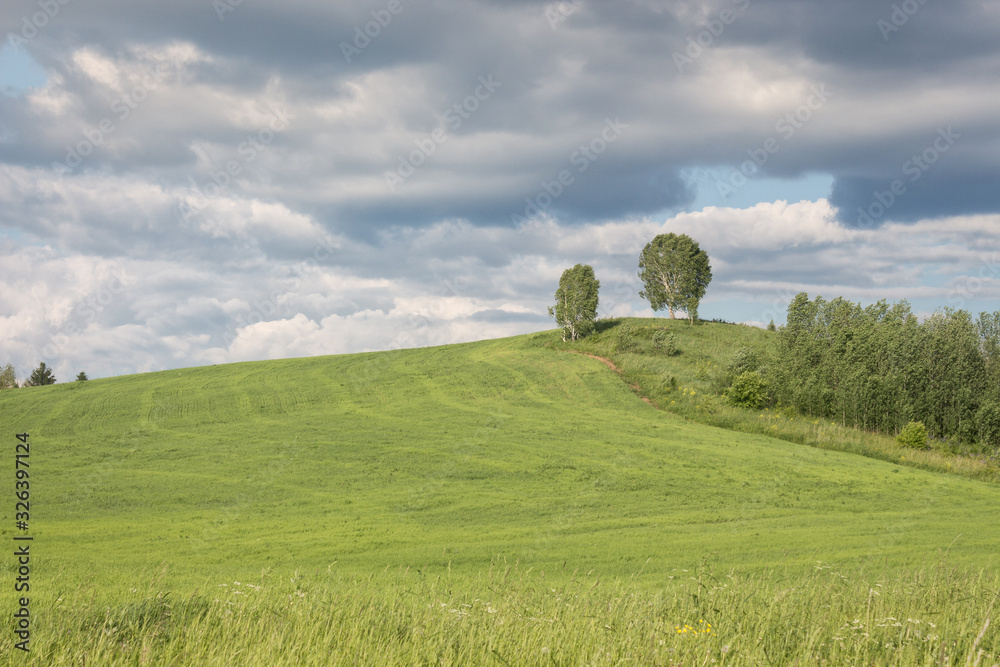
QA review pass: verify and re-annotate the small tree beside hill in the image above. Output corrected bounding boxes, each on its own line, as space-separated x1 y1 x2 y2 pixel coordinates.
897 421 927 449
727 371 770 409
652 330 678 356
549 264 600 342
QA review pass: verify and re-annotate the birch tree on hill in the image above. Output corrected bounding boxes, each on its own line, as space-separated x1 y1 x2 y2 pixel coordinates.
549 264 600 342
638 233 712 324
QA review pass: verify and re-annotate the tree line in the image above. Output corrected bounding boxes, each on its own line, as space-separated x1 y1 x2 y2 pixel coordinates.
769 294 1000 447
0 362 88 389
714 294 1000 450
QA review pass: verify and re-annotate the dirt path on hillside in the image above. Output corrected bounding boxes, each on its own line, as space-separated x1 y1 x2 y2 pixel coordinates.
570 351 658 409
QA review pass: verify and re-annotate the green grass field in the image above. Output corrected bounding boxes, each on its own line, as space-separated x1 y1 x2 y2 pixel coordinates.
2 323 998 664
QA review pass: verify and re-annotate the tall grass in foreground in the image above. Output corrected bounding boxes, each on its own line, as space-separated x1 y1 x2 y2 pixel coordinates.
5 561 997 666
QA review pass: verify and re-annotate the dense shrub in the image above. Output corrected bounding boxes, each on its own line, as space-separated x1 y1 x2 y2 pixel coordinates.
727 371 769 409
652 330 678 356
614 323 640 353
713 346 764 395
728 346 760 376
897 421 928 449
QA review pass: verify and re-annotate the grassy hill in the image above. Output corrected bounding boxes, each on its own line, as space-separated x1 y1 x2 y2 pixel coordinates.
1 323 998 664
557 318 1000 482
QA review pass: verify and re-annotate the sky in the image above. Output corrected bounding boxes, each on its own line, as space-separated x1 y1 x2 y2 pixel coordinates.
1 0 999 381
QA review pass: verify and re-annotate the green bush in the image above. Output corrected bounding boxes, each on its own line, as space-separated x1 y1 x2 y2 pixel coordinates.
897 421 928 449
613 323 636 352
712 346 763 395
652 330 678 356
727 371 769 409
728 346 760 375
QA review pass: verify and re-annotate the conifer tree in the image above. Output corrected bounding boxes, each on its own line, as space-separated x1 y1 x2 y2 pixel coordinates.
24 362 56 386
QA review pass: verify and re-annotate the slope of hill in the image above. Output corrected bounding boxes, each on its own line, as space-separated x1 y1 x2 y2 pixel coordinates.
556 317 1000 482
1 327 998 664
2 328 998 590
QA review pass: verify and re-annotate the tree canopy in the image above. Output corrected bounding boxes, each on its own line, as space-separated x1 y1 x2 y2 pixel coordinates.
24 361 56 387
0 363 17 389
638 233 712 324
549 264 600 341
770 293 1000 446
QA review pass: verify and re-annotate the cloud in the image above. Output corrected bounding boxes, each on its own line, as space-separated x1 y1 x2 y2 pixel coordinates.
0 0 996 239
2 197 998 380
2 0 999 379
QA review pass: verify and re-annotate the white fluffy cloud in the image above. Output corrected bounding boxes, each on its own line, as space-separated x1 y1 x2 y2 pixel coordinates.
2 1 1000 380
2 197 998 380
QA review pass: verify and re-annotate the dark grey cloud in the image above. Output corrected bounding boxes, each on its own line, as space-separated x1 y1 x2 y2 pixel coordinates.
832 166 1000 229
3 0 998 238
